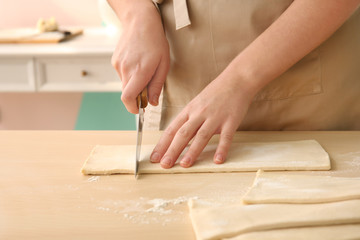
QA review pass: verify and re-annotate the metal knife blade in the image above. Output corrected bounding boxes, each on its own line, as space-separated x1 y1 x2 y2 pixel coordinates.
135 92 145 179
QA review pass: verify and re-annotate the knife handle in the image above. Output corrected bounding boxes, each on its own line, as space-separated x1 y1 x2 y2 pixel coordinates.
137 88 148 109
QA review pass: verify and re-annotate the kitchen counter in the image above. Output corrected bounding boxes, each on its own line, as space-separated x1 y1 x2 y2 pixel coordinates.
0 28 121 92
1 131 359 239
0 28 117 56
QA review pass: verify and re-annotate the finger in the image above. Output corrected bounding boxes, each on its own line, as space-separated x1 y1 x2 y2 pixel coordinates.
111 53 135 103
160 117 203 169
214 123 236 164
121 68 153 114
147 56 170 106
180 120 217 168
120 58 144 92
150 113 189 163
111 52 126 89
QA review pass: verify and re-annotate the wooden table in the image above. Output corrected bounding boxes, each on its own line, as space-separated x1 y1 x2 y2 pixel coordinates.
1 131 359 239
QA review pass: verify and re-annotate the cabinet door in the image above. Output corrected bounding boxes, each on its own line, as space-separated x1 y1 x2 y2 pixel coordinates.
0 58 36 92
36 56 122 92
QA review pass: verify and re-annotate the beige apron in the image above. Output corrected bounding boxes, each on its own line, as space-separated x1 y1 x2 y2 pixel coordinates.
146 0 360 131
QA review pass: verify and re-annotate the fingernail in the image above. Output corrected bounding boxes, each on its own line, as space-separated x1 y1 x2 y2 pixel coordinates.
152 95 159 106
150 152 160 163
161 156 172 168
214 154 223 164
180 156 192 167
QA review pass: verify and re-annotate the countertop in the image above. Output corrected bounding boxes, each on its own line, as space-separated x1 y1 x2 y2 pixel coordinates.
0 28 118 56
1 131 359 239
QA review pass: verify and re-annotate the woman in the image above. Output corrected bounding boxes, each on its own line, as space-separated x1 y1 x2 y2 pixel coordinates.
108 0 360 169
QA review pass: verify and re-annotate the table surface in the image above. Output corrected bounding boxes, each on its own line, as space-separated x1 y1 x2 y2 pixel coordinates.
1 131 359 239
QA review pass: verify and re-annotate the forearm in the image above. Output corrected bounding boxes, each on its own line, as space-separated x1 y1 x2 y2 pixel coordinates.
228 0 360 96
106 0 160 27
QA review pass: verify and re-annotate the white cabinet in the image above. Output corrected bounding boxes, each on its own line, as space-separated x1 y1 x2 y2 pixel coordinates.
36 56 121 92
0 28 121 92
0 57 36 91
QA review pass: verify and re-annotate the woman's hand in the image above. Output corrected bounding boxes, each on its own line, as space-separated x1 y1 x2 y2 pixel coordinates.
147 0 360 168
110 0 170 113
150 68 257 168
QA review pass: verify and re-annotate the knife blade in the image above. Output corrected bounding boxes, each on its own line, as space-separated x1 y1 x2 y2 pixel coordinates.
135 89 147 179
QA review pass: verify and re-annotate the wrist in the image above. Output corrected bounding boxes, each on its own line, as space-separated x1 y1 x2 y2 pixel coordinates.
224 53 276 100
108 0 160 28
220 62 261 102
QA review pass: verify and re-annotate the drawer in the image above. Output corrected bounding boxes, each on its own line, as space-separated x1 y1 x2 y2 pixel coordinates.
0 58 36 92
36 56 122 92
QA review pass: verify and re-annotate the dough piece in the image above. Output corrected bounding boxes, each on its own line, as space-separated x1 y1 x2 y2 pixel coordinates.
242 170 360 204
224 224 360 240
81 140 330 175
188 199 360 240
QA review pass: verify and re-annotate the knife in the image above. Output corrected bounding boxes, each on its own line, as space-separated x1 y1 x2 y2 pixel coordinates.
135 88 148 179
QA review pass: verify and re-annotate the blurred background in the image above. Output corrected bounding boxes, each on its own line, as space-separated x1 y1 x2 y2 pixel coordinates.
0 0 136 130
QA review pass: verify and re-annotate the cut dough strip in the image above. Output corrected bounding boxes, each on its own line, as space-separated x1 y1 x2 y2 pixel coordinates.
81 140 330 175
242 170 360 204
188 199 360 240
224 224 360 240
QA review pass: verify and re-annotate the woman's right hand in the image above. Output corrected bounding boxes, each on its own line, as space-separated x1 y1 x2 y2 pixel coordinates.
109 0 170 113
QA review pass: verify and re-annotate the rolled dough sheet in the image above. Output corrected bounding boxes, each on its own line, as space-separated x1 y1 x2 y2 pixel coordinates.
188 199 360 240
242 170 360 204
224 224 360 240
81 140 330 175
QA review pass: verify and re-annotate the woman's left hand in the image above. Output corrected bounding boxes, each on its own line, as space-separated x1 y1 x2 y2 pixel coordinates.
148 0 360 169
149 68 257 168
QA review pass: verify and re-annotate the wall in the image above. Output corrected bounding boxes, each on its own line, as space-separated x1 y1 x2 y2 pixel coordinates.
0 93 82 130
0 0 102 28
0 0 103 130
0 93 136 130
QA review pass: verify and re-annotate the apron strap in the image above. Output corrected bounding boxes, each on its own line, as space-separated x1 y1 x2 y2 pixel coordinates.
173 0 191 29
153 0 191 30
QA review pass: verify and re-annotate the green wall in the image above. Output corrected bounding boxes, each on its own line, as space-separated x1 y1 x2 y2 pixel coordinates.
75 92 135 130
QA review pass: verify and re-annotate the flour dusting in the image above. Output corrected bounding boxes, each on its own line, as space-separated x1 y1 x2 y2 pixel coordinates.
94 196 199 225
332 151 360 175
146 199 173 214
145 196 197 215
87 176 100 182
97 206 110 211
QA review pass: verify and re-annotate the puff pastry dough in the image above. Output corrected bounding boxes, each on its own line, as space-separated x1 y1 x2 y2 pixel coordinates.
81 140 330 175
188 199 360 240
243 170 360 204
224 224 360 240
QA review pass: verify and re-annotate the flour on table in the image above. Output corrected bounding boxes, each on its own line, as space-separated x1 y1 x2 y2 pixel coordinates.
87 176 100 182
145 196 198 215
95 196 199 226
97 206 110 211
146 199 173 214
